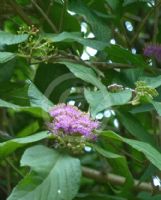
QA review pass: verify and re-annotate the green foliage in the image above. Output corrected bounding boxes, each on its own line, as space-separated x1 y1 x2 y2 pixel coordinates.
0 0 161 199
8 145 81 200
0 131 48 159
0 31 28 45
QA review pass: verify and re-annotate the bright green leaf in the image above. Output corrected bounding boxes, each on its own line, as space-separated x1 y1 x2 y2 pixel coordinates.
139 75 161 88
0 131 48 159
60 61 106 90
8 145 81 200
0 31 28 45
84 89 132 116
0 52 15 63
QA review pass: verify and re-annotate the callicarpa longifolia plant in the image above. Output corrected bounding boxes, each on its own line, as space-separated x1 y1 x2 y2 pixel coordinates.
1 0 161 200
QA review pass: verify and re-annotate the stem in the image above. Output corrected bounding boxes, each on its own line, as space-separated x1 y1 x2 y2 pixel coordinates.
130 0 161 45
8 0 33 25
31 0 58 33
41 0 54 25
59 0 67 32
82 166 159 193
153 0 160 43
6 158 24 178
6 164 11 195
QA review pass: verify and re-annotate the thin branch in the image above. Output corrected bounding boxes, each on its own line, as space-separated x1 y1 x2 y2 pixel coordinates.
31 0 58 33
8 0 33 25
89 61 134 69
59 0 67 32
124 13 142 22
130 0 161 45
82 166 160 193
6 158 24 178
41 0 54 25
153 0 160 43
6 164 11 195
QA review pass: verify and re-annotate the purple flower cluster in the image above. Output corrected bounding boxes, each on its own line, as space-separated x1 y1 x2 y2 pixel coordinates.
144 44 161 62
48 104 99 139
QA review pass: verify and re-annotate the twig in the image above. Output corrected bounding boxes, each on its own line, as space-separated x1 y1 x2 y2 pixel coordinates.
6 158 24 178
59 0 67 32
153 0 160 43
41 0 54 25
82 166 159 193
130 0 161 45
8 0 33 25
6 164 11 195
31 0 58 33
89 61 134 69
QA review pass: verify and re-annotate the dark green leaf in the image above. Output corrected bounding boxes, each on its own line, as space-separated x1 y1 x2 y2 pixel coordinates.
106 45 147 68
68 0 111 42
45 32 107 50
28 81 53 112
117 112 155 145
101 131 161 172
94 145 133 190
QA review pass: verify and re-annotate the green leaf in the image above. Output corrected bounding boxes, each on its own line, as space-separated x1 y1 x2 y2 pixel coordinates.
139 75 161 88
84 89 132 116
94 145 133 190
68 0 111 42
130 104 153 114
106 45 147 68
28 81 54 112
101 131 161 172
123 0 151 6
0 131 48 159
45 32 107 50
0 98 19 109
60 61 106 90
117 112 155 145
34 63 76 104
138 192 161 200
8 145 81 200
17 121 40 137
152 101 161 116
76 193 127 200
0 31 28 45
0 59 15 82
0 52 16 63
0 98 49 118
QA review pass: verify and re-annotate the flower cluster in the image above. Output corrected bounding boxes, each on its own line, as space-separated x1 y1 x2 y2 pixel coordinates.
48 104 99 140
144 44 161 62
18 25 55 64
131 81 158 105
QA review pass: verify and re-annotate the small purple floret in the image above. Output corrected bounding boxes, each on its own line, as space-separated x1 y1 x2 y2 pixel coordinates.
144 44 161 62
48 104 99 139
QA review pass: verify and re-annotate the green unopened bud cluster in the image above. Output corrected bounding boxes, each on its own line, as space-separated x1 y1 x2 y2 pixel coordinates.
17 25 39 35
131 81 158 105
52 134 88 154
17 25 55 63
